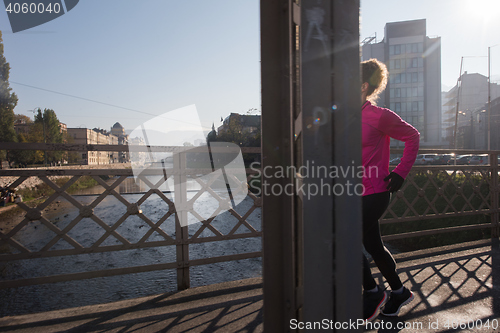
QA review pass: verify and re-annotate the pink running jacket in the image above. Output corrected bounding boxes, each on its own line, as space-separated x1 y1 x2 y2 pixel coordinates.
362 101 420 196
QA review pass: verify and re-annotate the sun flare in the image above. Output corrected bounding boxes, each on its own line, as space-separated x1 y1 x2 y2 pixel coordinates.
462 0 500 21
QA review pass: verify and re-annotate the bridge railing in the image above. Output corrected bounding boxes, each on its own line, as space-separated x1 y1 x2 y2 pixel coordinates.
381 149 499 242
0 144 499 292
0 143 261 291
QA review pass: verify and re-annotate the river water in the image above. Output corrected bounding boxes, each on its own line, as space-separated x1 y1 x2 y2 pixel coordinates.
0 177 262 317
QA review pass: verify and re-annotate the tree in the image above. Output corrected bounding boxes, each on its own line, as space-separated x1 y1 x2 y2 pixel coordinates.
213 114 261 167
217 115 245 146
32 108 64 164
0 31 19 165
14 114 32 125
10 132 34 166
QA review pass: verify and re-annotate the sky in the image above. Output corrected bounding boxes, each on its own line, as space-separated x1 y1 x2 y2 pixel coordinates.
1 0 500 133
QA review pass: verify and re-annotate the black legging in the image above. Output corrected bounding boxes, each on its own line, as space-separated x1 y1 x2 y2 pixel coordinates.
362 191 403 291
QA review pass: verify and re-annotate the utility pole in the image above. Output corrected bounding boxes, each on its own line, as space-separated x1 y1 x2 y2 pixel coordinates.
488 45 499 150
453 57 464 151
470 112 474 149
42 109 47 168
488 46 491 151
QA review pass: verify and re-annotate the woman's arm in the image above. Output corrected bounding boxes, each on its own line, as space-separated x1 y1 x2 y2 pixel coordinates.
379 110 420 179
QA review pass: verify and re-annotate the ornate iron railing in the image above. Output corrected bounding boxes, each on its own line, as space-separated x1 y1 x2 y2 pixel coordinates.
0 144 261 291
0 144 499 292
381 150 499 241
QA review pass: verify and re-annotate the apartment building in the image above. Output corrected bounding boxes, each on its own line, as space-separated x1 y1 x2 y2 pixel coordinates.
362 19 442 147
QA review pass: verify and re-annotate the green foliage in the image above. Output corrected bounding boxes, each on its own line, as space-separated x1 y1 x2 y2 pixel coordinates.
210 114 261 166
382 170 494 251
33 108 64 164
9 132 34 166
13 176 98 202
0 31 19 163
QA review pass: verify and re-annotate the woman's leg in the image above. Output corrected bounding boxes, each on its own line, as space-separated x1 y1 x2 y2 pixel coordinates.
362 191 403 291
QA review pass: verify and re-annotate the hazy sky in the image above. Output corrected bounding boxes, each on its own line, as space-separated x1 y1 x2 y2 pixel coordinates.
1 0 499 132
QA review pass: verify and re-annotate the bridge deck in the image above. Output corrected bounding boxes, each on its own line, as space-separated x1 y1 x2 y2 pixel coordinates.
0 239 499 332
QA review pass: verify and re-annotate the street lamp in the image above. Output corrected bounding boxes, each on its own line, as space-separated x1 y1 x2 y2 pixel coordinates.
459 110 474 149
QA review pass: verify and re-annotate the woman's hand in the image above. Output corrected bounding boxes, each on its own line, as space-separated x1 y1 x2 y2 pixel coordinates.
384 172 404 193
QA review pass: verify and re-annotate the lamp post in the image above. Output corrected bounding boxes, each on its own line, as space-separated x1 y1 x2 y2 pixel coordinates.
458 110 474 149
453 57 464 151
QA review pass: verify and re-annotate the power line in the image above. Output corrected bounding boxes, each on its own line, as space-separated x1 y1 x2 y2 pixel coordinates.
11 81 212 130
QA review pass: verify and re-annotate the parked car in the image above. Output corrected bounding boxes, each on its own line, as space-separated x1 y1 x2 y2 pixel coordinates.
414 154 438 165
469 154 489 165
389 157 401 165
430 154 454 165
448 154 473 165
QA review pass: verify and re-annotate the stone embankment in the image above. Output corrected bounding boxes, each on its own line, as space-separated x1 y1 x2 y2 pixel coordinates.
0 163 131 190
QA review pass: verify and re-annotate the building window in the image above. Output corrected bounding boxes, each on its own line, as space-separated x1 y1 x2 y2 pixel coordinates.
395 44 401 55
412 43 418 53
418 58 424 67
412 73 418 83
418 86 424 97
419 101 424 111
412 101 419 111
395 59 401 69
395 88 401 97
395 74 401 83
412 58 418 68
390 45 394 55
395 102 401 112
418 72 424 82
412 87 418 97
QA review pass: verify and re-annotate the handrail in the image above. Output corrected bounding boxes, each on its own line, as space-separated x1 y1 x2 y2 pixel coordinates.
1 146 499 294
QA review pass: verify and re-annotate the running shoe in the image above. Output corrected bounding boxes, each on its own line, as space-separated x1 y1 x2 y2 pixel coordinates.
363 288 387 322
381 287 414 316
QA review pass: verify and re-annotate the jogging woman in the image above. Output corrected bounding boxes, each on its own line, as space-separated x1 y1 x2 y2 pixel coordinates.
361 59 420 321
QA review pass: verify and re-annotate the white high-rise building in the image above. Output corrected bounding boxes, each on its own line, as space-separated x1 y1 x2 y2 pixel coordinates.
362 19 442 147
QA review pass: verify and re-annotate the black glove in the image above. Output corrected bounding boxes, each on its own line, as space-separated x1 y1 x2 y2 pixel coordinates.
383 172 404 193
